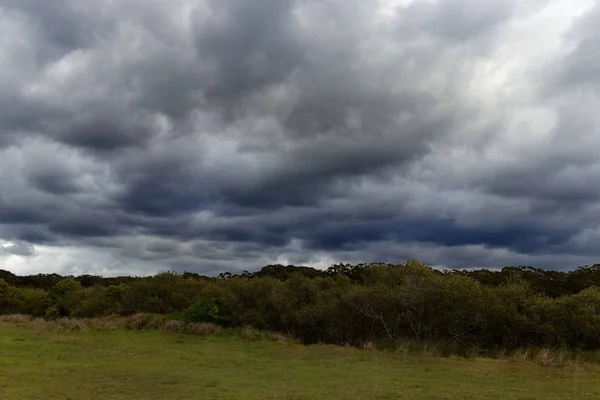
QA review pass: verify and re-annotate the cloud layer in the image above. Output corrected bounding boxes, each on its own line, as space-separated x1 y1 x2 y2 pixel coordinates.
1 0 599 276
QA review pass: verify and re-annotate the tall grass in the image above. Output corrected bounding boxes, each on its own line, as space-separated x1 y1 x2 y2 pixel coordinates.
0 314 292 343
362 337 600 367
1 313 598 367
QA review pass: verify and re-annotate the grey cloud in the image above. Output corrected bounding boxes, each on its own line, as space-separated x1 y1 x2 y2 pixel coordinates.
192 0 302 108
0 0 598 276
470 2 600 211
1 240 36 256
397 0 515 43
551 3 600 92
1 0 106 53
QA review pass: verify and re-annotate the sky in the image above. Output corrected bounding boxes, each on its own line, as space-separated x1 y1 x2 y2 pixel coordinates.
1 0 600 277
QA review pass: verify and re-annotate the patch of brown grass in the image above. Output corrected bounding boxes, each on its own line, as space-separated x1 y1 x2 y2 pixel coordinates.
394 341 411 356
535 348 571 367
268 332 296 344
145 314 166 329
509 348 531 363
507 347 574 367
55 317 88 332
0 314 34 323
421 342 441 357
162 319 184 333
237 325 265 341
362 341 376 351
127 313 150 329
29 317 52 328
185 322 220 335
86 316 126 328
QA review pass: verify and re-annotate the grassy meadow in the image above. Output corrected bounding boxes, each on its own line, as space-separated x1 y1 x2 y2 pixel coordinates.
1 318 599 399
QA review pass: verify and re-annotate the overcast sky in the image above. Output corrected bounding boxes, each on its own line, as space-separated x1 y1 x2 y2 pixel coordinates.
1 0 599 276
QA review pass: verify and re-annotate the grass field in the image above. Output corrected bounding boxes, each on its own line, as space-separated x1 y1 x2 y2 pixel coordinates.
1 320 599 399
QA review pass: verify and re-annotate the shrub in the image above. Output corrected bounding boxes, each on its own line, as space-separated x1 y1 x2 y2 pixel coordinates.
45 306 61 320
181 299 219 323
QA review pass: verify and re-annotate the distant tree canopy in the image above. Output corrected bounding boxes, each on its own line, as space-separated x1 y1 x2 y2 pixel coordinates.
2 260 600 352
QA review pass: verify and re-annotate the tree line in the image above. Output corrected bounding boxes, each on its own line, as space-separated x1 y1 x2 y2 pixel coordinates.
2 260 600 352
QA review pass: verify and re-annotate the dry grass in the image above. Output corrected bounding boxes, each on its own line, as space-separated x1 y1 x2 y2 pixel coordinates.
85 316 126 328
146 314 166 329
362 341 376 351
365 338 597 367
393 341 411 356
161 319 184 333
237 325 265 341
0 314 34 323
510 347 531 363
509 347 573 368
535 348 568 367
127 313 150 329
58 317 88 331
0 313 222 338
185 322 221 335
268 332 294 343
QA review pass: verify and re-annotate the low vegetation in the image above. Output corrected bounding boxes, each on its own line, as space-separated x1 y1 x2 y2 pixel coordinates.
2 260 600 358
1 317 600 400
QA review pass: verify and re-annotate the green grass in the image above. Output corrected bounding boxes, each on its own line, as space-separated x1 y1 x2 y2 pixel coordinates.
1 321 599 399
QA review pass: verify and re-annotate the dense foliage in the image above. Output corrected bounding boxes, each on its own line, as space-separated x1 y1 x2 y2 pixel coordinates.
2 260 600 351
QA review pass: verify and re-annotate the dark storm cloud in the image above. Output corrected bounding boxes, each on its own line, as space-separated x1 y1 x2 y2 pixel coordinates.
481 161 600 206
59 113 154 151
47 211 121 238
302 218 570 253
25 155 85 195
28 172 80 195
1 0 599 275
192 0 303 108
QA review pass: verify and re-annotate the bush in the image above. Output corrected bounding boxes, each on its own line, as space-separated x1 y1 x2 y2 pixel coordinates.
45 306 61 320
181 299 219 323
